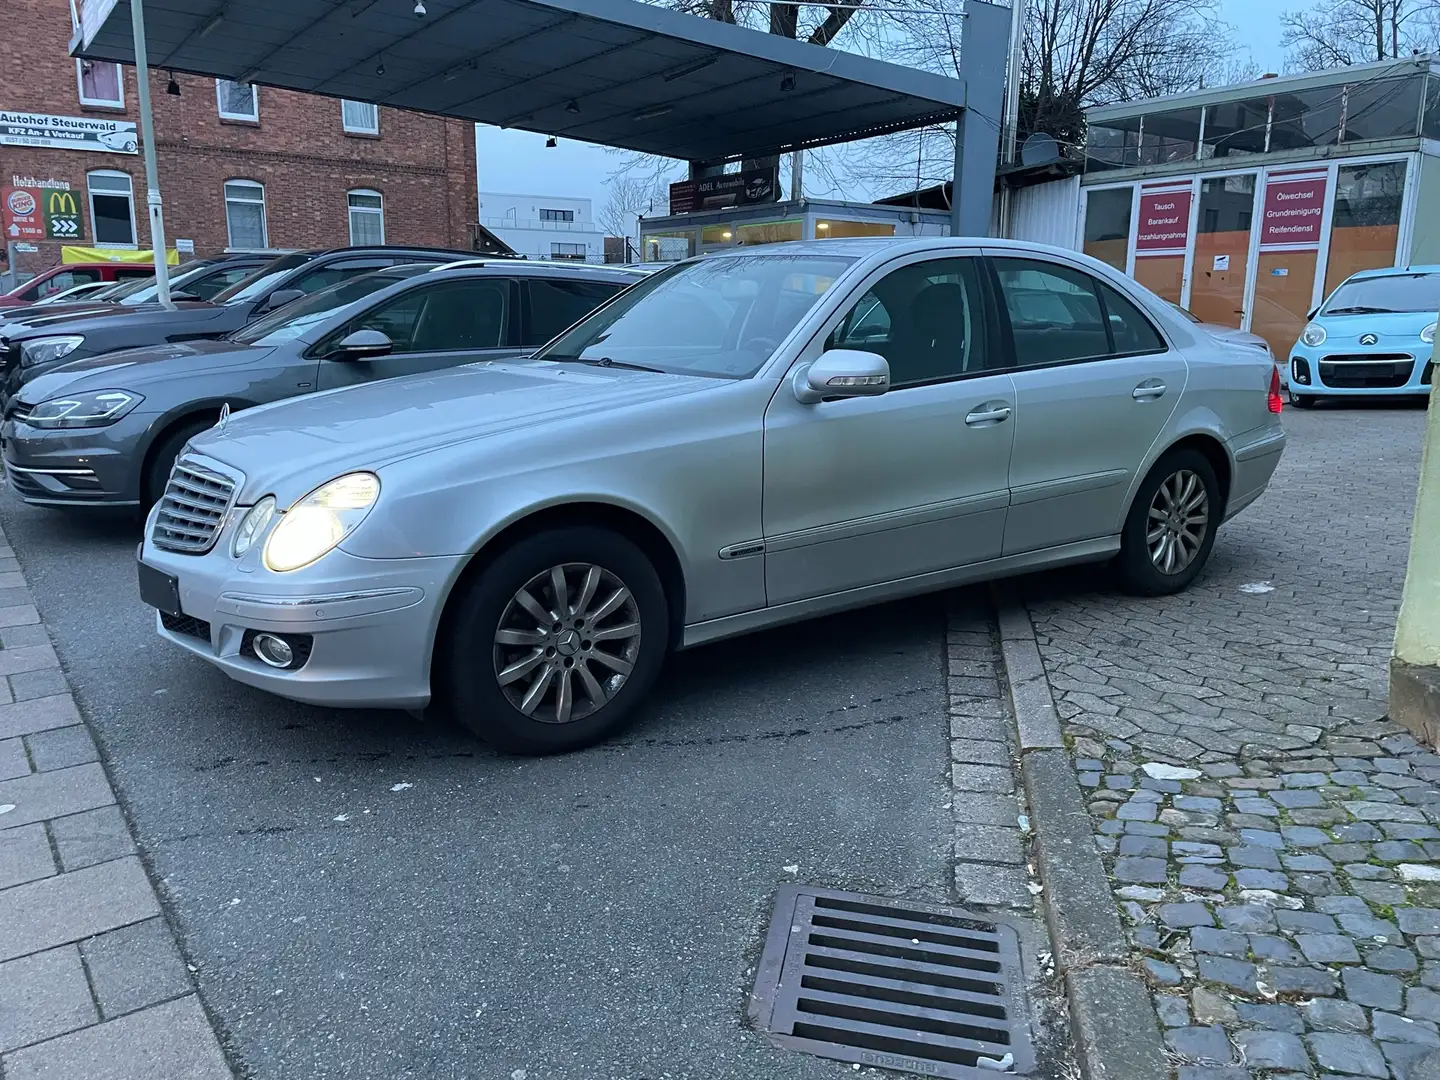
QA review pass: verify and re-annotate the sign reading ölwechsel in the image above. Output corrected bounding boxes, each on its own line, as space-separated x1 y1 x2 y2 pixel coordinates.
0 111 137 154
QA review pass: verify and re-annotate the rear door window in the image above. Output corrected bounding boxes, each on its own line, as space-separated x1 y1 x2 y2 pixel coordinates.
993 258 1111 366
524 279 622 345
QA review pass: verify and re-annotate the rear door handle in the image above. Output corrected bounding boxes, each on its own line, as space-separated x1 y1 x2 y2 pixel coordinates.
1132 380 1167 400
965 402 1012 425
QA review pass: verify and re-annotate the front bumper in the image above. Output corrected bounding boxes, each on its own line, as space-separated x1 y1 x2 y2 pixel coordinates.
0 413 147 506
1288 345 1434 396
140 505 467 709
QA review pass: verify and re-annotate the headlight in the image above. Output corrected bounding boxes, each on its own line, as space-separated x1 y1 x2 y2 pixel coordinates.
231 496 277 558
19 335 84 367
263 473 380 572
1300 323 1327 347
1423 323 1436 345
26 389 142 429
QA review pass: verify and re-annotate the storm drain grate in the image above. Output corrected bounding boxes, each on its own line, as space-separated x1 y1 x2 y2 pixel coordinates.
749 886 1034 1077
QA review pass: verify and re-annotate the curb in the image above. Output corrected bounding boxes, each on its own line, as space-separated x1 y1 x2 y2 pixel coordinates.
991 583 1168 1080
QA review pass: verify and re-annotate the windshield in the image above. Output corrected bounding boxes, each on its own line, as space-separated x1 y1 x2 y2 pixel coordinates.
112 262 221 306
537 253 855 378
213 253 310 305
229 268 429 347
1322 272 1440 315
1169 301 1202 323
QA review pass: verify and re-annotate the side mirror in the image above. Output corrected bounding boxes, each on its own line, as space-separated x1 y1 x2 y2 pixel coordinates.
793 348 890 404
261 288 305 313
328 329 393 360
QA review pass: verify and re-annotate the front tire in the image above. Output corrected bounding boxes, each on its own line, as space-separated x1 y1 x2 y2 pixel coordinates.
142 420 214 510
1290 393 1316 408
443 527 669 753
1116 449 1220 596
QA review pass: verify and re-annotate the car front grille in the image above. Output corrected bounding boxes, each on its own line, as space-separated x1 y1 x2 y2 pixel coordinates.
1318 354 1414 389
152 458 236 554
5 399 33 422
160 611 212 643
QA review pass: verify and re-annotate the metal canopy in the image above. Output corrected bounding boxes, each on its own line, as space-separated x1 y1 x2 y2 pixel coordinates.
72 0 981 165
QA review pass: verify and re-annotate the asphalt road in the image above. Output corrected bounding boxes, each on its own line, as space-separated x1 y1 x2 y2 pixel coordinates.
0 499 956 1080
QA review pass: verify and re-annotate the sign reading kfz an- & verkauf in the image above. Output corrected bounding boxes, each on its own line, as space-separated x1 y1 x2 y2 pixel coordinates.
0 111 137 154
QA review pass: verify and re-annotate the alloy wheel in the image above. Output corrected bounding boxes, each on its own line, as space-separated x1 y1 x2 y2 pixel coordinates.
1146 469 1209 575
492 562 642 725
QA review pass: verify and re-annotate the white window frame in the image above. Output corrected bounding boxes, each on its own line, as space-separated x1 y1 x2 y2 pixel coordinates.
348 189 385 245
540 208 576 223
341 100 379 135
215 79 259 122
76 59 124 108
224 179 268 250
86 169 137 249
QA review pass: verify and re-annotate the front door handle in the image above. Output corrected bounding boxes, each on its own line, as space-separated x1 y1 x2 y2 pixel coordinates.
1132 380 1167 400
965 402 1012 425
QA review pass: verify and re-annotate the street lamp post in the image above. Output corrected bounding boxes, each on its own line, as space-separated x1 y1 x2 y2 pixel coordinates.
129 0 174 310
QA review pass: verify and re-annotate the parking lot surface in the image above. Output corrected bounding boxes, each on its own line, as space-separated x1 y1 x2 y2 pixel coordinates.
0 498 958 1079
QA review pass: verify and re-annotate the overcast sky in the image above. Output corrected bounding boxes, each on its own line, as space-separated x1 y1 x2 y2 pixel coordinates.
474 0 1294 225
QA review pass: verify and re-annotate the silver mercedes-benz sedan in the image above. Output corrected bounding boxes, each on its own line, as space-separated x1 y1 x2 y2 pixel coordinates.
137 238 1287 753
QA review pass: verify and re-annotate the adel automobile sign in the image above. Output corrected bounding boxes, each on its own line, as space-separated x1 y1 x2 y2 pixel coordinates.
669 167 779 215
0 111 137 154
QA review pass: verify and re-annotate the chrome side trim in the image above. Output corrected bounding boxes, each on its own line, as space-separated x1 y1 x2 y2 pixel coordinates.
762 490 1010 554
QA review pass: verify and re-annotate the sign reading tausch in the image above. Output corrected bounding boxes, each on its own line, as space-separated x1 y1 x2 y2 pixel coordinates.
0 110 137 154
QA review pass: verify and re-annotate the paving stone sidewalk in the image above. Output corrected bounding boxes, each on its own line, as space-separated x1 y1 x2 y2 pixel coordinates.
0 524 232 1079
1021 409 1440 1079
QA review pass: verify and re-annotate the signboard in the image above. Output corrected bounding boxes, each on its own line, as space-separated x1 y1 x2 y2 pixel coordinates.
1260 173 1326 248
0 111 137 155
80 0 120 49
2 184 83 242
669 167 779 215
2 187 44 242
1135 187 1192 255
175 238 195 254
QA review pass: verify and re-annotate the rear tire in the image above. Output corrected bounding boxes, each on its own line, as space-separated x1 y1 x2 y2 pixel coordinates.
1116 448 1221 597
142 420 214 510
443 526 669 754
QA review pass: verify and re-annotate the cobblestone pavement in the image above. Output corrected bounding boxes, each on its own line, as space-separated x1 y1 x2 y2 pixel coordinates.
1023 405 1439 1078
0 521 231 1078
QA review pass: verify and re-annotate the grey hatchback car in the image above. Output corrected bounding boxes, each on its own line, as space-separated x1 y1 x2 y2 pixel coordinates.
137 238 1286 754
1 261 638 508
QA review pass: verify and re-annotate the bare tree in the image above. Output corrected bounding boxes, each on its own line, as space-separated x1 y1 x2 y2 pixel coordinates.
598 176 669 237
1280 0 1440 69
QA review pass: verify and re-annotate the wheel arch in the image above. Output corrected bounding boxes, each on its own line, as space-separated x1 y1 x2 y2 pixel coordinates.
1158 432 1233 515
138 400 260 502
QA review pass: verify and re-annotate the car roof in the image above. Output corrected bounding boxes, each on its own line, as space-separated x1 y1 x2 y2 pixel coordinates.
305 244 483 261
413 262 645 283
1347 264 1440 280
431 257 650 275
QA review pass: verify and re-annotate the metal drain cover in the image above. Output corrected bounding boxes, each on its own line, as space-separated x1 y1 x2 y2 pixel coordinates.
749 886 1034 1077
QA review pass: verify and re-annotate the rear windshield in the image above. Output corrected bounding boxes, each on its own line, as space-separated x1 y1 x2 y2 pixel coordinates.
1322 272 1440 315
213 253 311 305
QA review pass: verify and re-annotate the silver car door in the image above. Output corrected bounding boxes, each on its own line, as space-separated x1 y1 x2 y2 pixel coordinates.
989 253 1188 555
762 253 1016 606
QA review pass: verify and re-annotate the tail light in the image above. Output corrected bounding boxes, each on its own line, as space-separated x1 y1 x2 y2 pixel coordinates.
1267 365 1283 413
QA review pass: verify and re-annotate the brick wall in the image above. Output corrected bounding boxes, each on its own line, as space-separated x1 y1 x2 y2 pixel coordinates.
1 0 477 277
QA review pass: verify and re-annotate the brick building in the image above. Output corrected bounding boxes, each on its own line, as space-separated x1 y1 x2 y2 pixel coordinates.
1 0 478 279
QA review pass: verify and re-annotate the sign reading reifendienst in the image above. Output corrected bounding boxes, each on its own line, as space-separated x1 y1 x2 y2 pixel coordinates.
1259 173 1327 249
0 111 137 155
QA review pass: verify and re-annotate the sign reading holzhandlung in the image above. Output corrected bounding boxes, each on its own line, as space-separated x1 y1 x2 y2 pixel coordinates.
0 110 138 154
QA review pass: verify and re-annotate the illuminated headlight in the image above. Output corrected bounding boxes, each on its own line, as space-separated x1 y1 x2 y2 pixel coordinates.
231 496 276 558
19 335 84 367
1300 323 1326 347
26 389 142 429
1423 322 1436 345
263 473 380 572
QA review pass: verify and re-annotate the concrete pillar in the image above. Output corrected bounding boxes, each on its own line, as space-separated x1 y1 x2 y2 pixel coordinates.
1392 382 1440 744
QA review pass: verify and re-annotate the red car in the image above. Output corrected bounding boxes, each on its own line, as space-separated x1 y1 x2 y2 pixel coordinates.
0 262 154 309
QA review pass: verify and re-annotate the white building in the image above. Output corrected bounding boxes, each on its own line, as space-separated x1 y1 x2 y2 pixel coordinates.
477 191 606 263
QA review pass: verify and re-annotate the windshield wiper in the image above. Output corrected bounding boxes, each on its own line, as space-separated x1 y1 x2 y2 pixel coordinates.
546 355 667 374
1324 305 1396 315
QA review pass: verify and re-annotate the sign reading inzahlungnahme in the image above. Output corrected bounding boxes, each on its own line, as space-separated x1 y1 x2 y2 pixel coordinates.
0 110 137 154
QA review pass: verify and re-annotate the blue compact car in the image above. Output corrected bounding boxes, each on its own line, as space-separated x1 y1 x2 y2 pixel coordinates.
1287 265 1438 406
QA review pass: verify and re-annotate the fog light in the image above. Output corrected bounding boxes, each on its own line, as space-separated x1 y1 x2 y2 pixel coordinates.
1291 358 1311 385
252 633 294 668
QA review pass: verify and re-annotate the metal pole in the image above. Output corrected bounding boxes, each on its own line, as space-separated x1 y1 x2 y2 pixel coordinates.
1002 0 1026 165
790 150 804 201
130 0 173 310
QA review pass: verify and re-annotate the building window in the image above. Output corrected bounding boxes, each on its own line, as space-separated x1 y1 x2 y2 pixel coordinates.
342 100 379 135
540 209 576 223
86 171 136 247
348 190 385 245
551 243 587 261
77 60 123 108
224 180 268 249
216 80 259 122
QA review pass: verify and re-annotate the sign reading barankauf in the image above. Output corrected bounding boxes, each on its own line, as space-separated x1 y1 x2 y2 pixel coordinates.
0 111 137 154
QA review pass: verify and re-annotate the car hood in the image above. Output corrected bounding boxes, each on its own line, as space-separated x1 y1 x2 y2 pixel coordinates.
192 361 721 502
0 301 114 325
0 301 226 342
1312 310 1435 341
18 339 274 403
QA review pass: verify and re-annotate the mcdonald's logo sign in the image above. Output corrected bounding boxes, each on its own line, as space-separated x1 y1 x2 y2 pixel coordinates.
42 186 81 241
